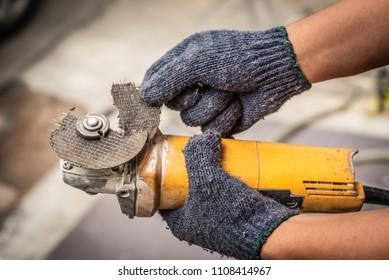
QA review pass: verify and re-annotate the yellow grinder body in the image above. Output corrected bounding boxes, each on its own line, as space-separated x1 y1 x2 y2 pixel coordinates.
133 133 364 217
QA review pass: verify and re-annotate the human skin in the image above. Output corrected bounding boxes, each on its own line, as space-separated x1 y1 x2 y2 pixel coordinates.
262 0 389 259
261 208 389 259
286 0 389 83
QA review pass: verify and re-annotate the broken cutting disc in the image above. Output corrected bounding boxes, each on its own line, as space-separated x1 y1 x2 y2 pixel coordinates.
111 83 160 141
50 114 147 169
49 82 161 170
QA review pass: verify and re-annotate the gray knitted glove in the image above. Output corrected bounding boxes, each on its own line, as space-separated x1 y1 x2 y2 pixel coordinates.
140 26 311 136
160 130 298 259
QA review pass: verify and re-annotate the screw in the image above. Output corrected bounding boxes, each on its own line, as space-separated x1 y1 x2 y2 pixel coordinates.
120 190 130 198
62 161 73 170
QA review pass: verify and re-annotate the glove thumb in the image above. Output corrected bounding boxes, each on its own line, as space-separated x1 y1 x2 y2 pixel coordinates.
183 130 223 186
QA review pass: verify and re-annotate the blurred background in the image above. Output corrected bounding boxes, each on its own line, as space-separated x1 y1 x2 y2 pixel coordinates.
0 0 388 260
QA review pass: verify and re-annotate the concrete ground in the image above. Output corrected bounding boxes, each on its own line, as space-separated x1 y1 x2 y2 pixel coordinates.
0 0 388 260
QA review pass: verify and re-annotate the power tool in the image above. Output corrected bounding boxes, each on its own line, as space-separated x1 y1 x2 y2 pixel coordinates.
49 83 389 218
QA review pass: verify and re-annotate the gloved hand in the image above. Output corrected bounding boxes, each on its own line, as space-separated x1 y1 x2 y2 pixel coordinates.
160 130 298 259
141 26 311 137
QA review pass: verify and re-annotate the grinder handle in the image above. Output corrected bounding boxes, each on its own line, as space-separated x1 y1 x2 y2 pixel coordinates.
136 135 364 216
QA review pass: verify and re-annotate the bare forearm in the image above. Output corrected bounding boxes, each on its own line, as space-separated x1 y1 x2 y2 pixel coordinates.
287 0 389 83
261 208 389 259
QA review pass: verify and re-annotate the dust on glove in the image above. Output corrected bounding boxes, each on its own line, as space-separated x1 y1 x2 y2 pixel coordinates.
160 130 298 259
140 26 311 136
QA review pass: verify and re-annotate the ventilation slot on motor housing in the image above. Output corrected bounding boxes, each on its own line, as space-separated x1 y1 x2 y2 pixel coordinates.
304 181 358 196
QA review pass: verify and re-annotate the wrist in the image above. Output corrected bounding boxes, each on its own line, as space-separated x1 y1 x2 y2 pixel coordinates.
260 214 303 260
281 26 311 90
285 24 318 84
261 209 389 260
286 0 389 83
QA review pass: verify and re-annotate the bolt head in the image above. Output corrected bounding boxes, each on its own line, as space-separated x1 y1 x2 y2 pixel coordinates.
76 113 110 140
86 117 99 127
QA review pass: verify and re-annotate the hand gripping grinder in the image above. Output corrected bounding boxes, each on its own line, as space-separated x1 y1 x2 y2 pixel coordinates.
50 83 389 218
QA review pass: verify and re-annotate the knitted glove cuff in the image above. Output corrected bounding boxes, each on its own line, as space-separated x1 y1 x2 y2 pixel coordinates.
140 26 311 108
229 26 312 134
280 26 312 91
219 202 299 260
256 211 298 259
184 26 311 94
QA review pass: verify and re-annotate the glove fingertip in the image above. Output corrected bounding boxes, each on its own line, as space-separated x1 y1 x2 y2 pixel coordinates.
188 129 221 147
202 129 222 142
184 130 221 159
139 83 165 106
